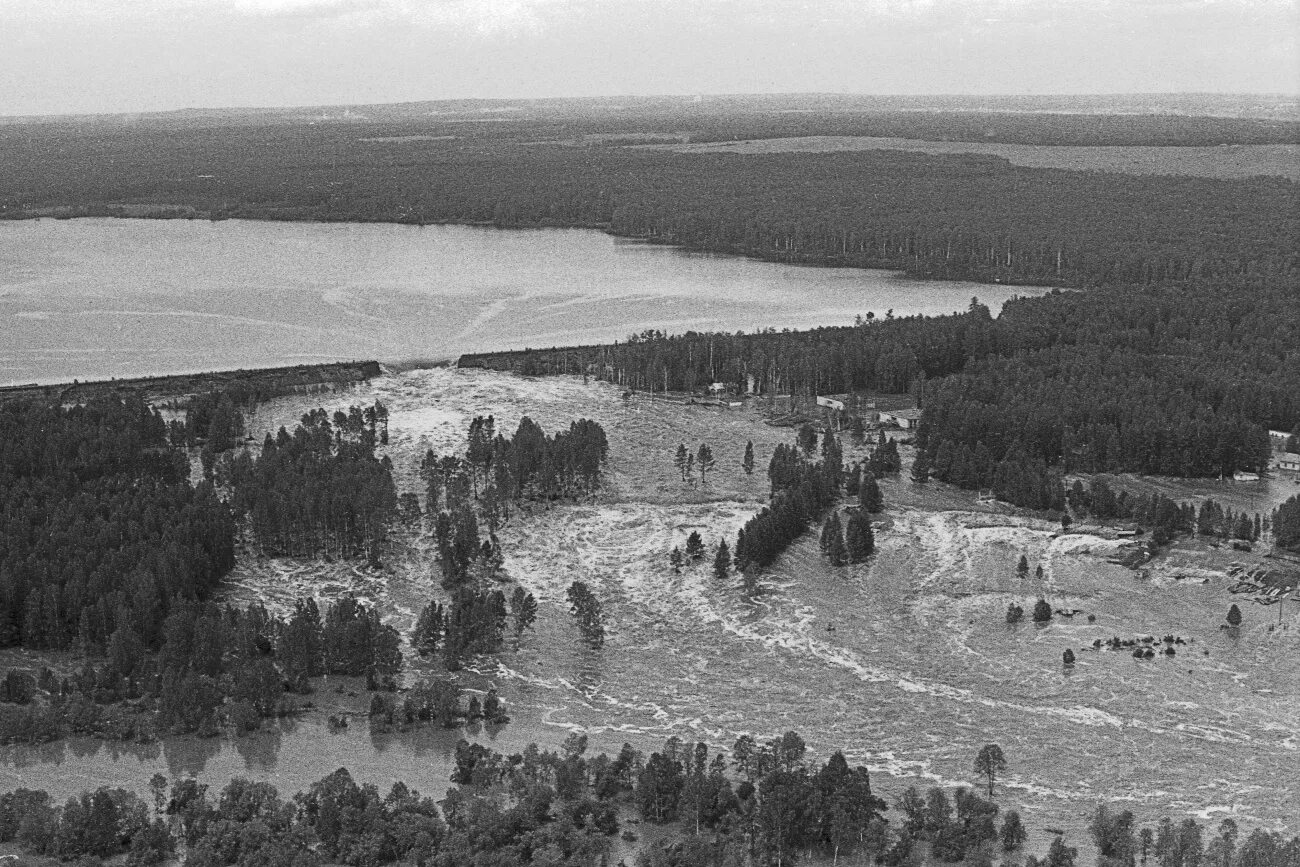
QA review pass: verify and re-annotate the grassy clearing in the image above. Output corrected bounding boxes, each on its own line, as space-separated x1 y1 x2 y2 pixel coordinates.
644 136 1300 180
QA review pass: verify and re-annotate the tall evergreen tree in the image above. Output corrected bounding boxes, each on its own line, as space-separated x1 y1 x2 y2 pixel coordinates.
713 541 731 580
845 510 876 562
859 473 884 513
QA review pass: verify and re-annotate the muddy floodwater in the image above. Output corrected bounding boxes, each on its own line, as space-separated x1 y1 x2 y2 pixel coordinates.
4 368 1294 855
0 218 1049 385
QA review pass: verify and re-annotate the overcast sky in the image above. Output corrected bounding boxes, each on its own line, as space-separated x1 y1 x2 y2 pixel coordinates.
1 0 1297 116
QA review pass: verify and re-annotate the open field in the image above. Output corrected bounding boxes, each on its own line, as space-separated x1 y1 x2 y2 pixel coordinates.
4 367 1297 857
644 136 1300 180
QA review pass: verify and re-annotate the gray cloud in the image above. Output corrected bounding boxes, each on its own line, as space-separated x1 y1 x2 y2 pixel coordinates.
0 0 1295 115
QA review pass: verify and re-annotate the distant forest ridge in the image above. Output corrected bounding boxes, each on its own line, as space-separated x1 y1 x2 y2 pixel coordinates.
3 91 1298 128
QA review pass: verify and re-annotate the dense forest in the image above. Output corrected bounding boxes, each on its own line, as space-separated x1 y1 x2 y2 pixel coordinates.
223 406 398 563
2 732 1297 867
0 396 235 652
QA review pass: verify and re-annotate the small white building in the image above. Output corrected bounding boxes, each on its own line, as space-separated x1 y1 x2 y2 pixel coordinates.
880 408 923 429
1232 471 1261 482
816 395 845 412
1280 453 1300 472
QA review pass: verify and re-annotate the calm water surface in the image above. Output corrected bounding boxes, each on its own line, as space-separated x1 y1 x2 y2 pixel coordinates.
0 218 1047 386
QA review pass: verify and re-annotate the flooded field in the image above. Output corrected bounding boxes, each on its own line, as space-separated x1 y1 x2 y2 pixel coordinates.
4 367 1297 852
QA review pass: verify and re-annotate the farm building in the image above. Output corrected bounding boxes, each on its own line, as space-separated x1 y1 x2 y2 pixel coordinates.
879 408 924 429
1232 471 1261 482
1280 453 1300 472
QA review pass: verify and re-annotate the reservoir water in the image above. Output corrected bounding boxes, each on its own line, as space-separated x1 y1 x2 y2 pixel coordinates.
0 218 1045 386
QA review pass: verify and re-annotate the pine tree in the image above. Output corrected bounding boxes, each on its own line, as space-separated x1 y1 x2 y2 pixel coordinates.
713 541 731 579
697 444 716 484
685 531 706 559
822 512 848 566
845 510 876 562
742 441 755 475
798 424 818 455
510 587 537 634
859 472 883 513
911 449 931 483
669 547 685 573
1226 603 1242 627
1017 555 1030 580
1032 599 1053 622
411 601 444 656
674 444 689 481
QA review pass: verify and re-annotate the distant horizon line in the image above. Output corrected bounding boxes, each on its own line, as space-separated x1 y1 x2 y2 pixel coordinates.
4 90 1297 123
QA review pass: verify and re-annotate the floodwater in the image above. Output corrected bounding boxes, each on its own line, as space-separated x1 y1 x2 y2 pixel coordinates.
0 218 1048 386
5 368 1293 856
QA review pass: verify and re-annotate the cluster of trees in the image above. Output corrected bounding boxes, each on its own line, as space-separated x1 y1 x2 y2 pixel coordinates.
0 395 235 653
733 433 843 572
819 509 876 566
1273 495 1300 553
181 389 246 453
420 415 607 588
0 595 403 744
424 415 608 512
366 677 506 732
222 407 398 563
846 463 885 513
409 588 518 670
431 506 503 588
1068 479 1265 547
674 443 717 484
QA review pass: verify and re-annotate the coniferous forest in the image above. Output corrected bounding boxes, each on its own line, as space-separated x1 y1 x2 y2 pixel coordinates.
0 396 235 652
225 406 398 563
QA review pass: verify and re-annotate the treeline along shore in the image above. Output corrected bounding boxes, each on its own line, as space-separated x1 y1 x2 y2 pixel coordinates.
0 360 383 406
